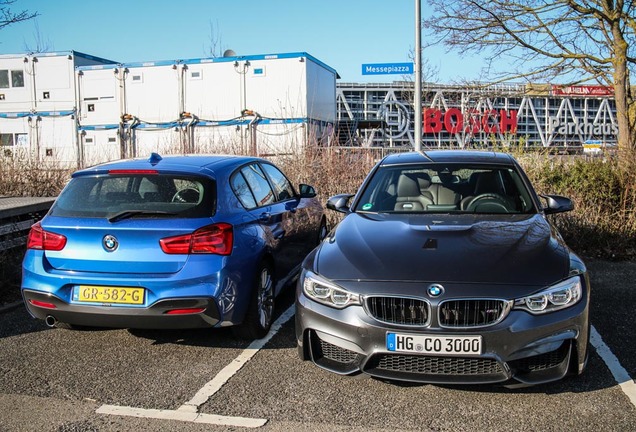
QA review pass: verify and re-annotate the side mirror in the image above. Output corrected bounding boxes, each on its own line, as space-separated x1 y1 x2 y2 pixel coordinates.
299 184 317 198
326 194 354 213
542 195 574 215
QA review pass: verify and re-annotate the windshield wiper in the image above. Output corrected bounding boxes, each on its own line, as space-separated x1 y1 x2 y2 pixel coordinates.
108 210 177 223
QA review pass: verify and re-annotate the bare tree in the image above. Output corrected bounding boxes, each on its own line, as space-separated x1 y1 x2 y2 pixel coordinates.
23 20 52 53
204 20 225 58
424 0 635 156
0 0 37 31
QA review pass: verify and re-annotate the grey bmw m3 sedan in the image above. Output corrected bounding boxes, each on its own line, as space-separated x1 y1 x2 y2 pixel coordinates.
296 150 589 386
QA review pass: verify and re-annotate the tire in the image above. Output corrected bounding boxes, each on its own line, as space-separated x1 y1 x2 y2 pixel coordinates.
233 261 275 340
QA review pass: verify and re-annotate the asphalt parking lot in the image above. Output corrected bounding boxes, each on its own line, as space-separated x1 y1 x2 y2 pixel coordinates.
1 259 635 432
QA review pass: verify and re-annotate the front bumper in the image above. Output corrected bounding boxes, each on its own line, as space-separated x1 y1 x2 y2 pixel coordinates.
296 287 589 386
23 289 221 329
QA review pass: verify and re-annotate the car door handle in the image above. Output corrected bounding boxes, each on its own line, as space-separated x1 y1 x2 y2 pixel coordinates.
259 212 271 222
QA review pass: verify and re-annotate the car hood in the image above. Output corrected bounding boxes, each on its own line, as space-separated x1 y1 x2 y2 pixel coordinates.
315 213 570 286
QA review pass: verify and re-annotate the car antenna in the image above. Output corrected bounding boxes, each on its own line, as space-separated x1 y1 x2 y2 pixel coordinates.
148 153 163 166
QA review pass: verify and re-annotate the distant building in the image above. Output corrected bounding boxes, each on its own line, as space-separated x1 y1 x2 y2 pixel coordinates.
336 81 617 150
0 51 337 167
0 51 116 165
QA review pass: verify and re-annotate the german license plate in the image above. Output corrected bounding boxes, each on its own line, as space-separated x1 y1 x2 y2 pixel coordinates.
387 333 482 355
74 286 145 305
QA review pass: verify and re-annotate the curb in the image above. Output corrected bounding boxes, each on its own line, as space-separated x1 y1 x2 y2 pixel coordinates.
0 300 23 314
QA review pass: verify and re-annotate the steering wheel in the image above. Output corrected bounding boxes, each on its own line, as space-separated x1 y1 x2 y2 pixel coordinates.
172 188 200 203
466 193 511 213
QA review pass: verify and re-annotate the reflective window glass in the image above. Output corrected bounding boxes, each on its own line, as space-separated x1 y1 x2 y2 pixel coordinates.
261 163 295 202
231 172 257 209
240 164 275 207
11 70 24 87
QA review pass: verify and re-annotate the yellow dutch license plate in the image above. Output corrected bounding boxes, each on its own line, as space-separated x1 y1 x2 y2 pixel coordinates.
76 286 145 305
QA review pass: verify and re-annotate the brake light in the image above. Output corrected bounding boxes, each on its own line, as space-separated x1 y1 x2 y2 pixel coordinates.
26 222 67 251
159 223 233 255
108 169 158 175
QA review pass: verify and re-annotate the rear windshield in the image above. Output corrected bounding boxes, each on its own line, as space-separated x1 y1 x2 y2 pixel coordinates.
50 174 216 219
354 163 537 214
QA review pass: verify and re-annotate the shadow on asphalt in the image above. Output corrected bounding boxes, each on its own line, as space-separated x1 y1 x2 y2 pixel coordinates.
0 281 298 349
0 306 50 339
127 284 298 350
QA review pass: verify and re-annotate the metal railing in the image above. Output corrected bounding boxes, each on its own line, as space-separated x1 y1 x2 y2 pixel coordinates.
0 197 55 252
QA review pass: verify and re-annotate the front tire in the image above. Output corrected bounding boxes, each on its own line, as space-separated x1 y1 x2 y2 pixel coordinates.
233 261 275 339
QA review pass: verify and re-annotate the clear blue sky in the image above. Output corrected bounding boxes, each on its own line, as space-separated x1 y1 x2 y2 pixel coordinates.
0 0 482 83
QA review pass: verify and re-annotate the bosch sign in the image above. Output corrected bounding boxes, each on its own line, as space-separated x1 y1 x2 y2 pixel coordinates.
423 108 518 134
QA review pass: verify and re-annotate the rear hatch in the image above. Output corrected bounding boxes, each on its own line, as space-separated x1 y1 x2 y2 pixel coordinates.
41 171 216 275
42 217 212 274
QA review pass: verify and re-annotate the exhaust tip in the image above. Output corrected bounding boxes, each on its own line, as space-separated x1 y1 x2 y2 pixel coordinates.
45 315 57 328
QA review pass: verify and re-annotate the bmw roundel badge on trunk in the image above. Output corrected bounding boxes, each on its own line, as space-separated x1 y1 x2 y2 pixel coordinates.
103 235 118 252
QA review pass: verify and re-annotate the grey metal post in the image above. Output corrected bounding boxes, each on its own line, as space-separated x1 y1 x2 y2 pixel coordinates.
414 0 422 152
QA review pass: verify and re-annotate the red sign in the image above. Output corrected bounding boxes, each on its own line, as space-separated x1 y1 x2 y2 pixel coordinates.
551 85 614 96
423 108 518 134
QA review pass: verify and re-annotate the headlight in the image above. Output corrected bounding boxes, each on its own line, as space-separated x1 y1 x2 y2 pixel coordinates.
301 270 361 309
514 276 582 314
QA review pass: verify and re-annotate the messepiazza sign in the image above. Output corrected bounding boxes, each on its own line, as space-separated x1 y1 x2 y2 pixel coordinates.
423 108 518 134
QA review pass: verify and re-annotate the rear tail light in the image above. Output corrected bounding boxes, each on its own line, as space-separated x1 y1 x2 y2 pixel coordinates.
160 223 233 255
26 222 67 251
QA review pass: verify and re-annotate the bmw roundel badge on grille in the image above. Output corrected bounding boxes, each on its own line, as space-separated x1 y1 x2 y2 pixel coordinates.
427 284 444 297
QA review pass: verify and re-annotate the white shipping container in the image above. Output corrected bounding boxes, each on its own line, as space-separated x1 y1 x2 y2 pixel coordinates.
77 65 122 126
0 116 29 156
0 54 31 113
244 56 307 119
123 61 181 124
183 60 242 121
33 52 116 112
81 128 120 166
35 115 79 168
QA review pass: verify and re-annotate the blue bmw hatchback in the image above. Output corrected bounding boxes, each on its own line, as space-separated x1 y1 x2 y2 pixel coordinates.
22 153 325 338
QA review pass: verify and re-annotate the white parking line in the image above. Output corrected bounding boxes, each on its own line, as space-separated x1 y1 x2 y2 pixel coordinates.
590 325 636 407
96 305 296 428
180 305 296 410
96 405 267 428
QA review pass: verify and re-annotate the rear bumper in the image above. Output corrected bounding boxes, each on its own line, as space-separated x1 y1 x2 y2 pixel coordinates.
23 289 221 329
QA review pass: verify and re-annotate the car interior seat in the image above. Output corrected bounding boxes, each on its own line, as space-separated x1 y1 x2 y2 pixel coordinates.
394 174 433 211
425 172 461 211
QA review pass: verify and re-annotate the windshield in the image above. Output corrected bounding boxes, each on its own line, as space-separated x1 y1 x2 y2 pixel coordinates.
50 174 216 219
354 163 536 214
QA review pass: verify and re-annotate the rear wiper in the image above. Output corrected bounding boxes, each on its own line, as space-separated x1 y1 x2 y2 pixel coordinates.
108 210 177 223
